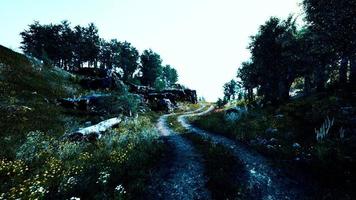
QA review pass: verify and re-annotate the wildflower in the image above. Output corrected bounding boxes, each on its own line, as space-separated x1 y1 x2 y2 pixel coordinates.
97 171 110 185
115 184 126 194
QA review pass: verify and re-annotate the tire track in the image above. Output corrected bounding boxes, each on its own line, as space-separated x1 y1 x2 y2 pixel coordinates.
178 106 311 200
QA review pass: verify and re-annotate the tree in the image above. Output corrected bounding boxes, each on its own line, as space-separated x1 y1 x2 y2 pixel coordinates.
99 39 120 70
237 61 258 102
247 17 301 104
20 21 62 66
59 20 75 70
140 49 163 87
162 65 178 87
223 80 238 101
83 23 100 68
303 0 356 85
216 98 227 108
117 41 139 82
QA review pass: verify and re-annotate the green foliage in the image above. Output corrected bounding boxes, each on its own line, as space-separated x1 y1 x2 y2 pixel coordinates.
118 41 140 82
1 116 165 199
0 46 83 158
238 16 301 104
216 98 227 108
140 49 163 87
162 65 178 87
223 79 241 101
235 1 356 105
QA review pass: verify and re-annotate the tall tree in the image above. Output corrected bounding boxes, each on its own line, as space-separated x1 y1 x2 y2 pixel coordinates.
303 0 356 85
59 20 75 70
247 17 300 104
223 80 238 101
99 39 120 70
118 41 139 82
237 61 258 102
83 23 100 68
20 22 62 66
162 65 178 87
140 49 163 87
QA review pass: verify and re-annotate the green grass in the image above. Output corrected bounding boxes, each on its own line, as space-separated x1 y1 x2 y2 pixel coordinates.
0 45 85 158
0 116 165 200
191 91 356 199
0 45 167 199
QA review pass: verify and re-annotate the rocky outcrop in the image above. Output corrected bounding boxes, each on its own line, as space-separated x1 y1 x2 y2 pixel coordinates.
128 83 198 112
58 94 111 111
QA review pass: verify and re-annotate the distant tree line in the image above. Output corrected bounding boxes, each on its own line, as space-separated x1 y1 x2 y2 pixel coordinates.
221 0 356 106
20 21 178 88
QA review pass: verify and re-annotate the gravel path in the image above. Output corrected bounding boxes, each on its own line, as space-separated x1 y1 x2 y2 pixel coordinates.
178 106 312 200
147 110 211 200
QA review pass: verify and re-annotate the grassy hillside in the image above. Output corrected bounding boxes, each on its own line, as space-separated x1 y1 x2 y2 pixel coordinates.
0 45 84 158
0 45 165 199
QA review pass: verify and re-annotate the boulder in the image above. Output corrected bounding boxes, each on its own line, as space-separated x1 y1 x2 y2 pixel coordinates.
265 128 278 135
158 98 174 113
127 83 198 112
58 94 111 111
292 143 301 150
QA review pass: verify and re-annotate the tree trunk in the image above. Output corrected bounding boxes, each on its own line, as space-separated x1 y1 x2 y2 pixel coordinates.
315 64 326 92
278 79 292 103
304 74 312 96
350 55 356 86
66 117 122 141
339 57 348 85
248 88 253 102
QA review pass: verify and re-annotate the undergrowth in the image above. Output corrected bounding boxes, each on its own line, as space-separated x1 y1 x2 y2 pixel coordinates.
0 116 165 200
192 91 356 199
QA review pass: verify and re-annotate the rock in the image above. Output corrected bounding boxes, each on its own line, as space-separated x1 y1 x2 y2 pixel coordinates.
256 137 268 145
58 94 111 111
265 128 278 135
274 114 284 119
269 138 278 145
84 121 92 126
128 83 197 104
58 98 90 111
341 106 353 115
127 83 197 112
157 98 174 113
292 143 301 149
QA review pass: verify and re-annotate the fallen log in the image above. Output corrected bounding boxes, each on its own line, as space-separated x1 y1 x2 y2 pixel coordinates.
66 117 122 141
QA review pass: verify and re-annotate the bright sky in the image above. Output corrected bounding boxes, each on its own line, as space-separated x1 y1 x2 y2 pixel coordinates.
0 0 303 101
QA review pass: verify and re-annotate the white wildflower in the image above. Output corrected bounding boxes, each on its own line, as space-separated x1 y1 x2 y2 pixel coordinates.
97 171 110 185
115 184 126 194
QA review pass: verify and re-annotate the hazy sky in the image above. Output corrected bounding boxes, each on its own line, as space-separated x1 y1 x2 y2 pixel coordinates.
0 0 303 101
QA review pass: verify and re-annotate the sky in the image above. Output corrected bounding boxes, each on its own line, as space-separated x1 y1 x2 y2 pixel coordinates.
0 0 303 101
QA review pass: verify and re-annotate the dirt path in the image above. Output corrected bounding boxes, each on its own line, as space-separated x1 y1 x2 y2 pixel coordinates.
178 106 311 200
147 109 211 200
